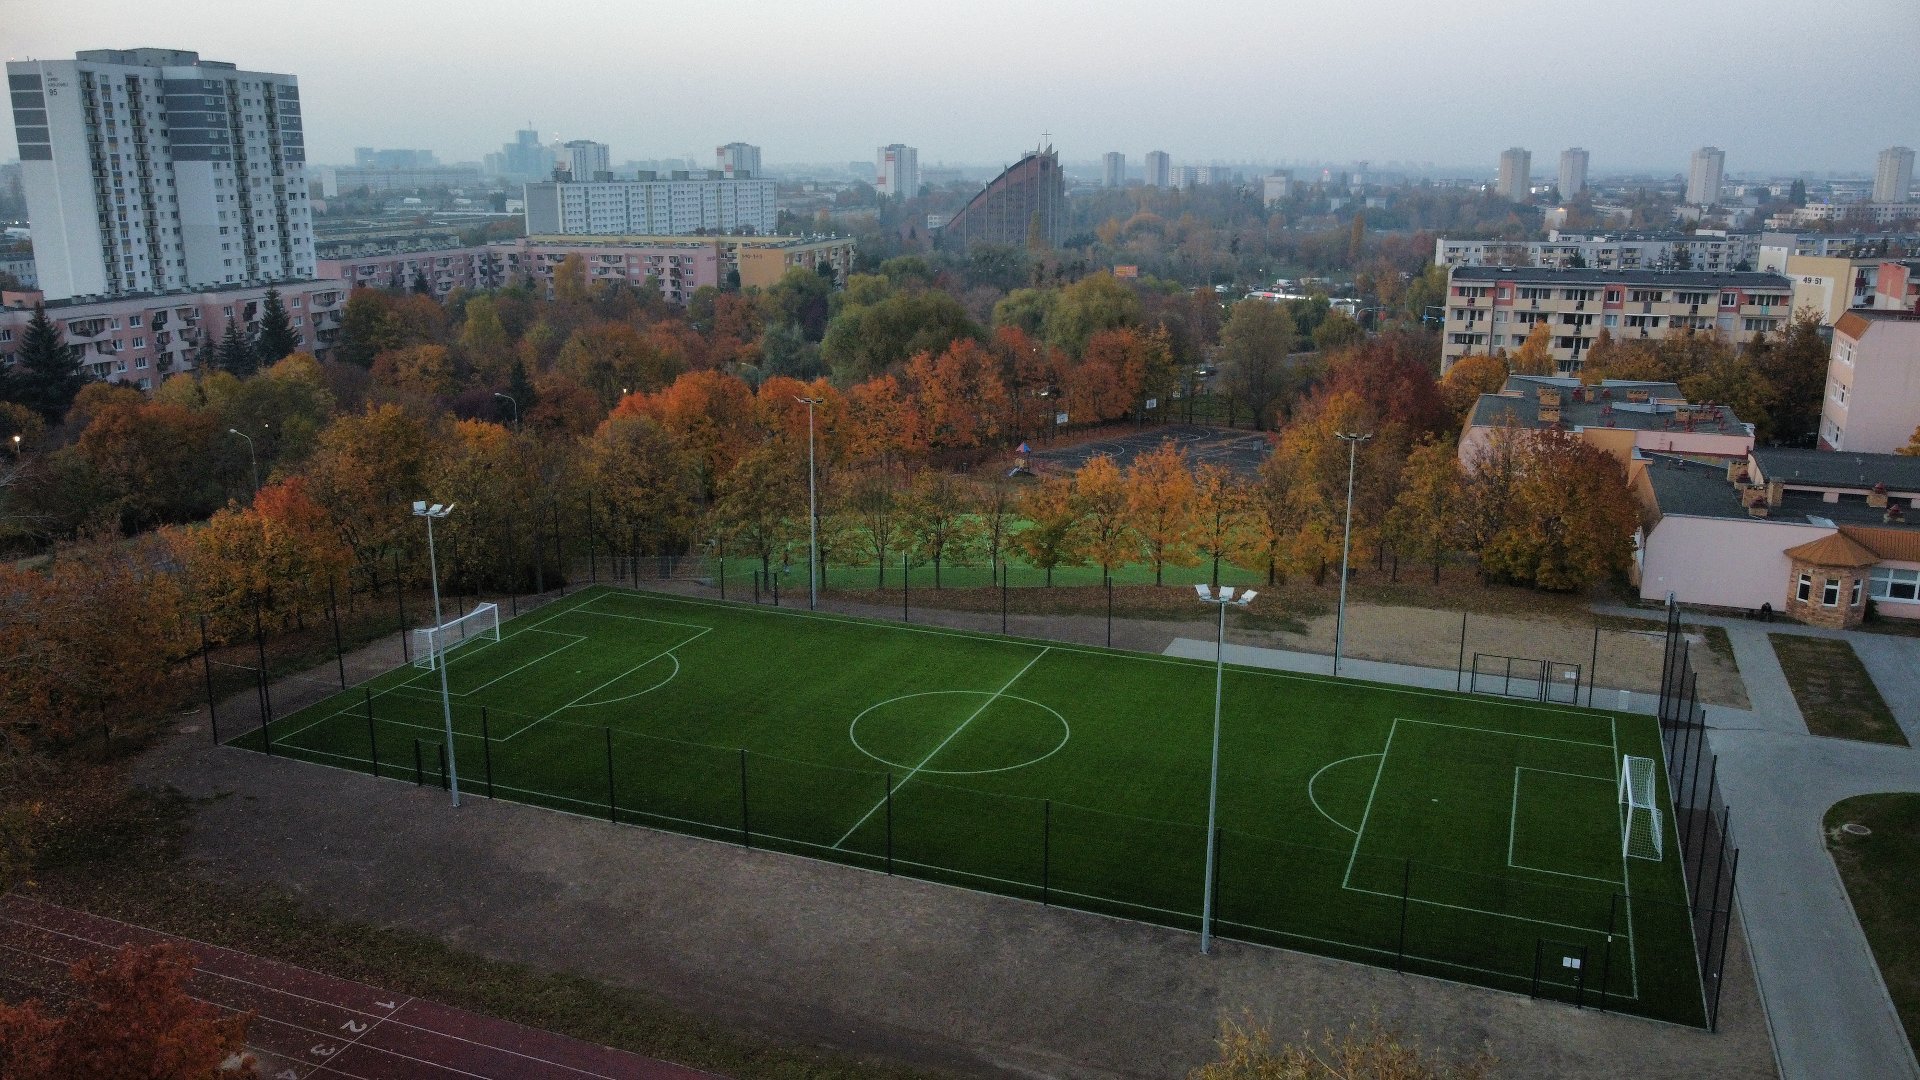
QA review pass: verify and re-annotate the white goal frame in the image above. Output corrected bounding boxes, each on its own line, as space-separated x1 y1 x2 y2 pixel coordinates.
412 602 501 671
1619 754 1664 861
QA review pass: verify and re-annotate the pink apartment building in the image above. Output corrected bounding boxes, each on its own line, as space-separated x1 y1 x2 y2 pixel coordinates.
0 278 347 389
1820 310 1920 453
1635 447 1920 627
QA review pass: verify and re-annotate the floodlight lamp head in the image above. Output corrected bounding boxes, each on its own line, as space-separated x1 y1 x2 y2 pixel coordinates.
413 500 427 514
1237 590 1259 606
1194 584 1213 601
1220 586 1238 602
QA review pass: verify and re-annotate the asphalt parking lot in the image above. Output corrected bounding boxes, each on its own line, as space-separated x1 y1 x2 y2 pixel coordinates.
1030 423 1274 477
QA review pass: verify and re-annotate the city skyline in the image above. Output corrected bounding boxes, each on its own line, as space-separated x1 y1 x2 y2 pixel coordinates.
3 0 1916 174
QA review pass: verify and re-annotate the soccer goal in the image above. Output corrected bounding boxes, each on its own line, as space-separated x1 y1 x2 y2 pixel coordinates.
412 602 501 671
1620 754 1664 861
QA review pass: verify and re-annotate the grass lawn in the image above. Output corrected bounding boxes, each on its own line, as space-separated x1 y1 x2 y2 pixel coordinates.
1827 794 1920 1060
1768 634 1908 745
232 585 1706 1025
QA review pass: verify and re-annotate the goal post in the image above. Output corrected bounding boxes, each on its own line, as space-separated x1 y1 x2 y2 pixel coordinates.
412 602 501 671
1620 754 1664 861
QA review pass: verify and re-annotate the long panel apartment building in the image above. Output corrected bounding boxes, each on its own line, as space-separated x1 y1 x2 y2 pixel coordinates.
1441 266 1794 373
7 48 315 301
1435 232 1760 273
523 172 777 236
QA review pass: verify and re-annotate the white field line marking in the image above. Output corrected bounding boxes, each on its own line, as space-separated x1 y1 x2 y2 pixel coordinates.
496 626 712 743
832 647 1051 849
602 587 1613 722
1340 718 1397 888
568 654 679 710
433 631 586 698
1396 717 1614 751
1506 767 1623 886
1306 753 1381 835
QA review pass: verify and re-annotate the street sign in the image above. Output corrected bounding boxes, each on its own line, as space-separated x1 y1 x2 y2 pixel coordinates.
1055 412 1069 426
1145 397 1158 410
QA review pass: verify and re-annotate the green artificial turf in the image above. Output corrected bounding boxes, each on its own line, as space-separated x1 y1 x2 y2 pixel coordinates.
233 585 1705 1025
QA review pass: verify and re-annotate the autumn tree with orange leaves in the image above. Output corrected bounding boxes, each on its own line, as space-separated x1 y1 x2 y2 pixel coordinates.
1125 441 1199 585
0 942 259 1080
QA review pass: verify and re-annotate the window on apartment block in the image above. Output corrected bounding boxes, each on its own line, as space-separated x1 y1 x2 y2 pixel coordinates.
1870 567 1920 603
1797 573 1813 602
1822 578 1841 607
1853 578 1864 607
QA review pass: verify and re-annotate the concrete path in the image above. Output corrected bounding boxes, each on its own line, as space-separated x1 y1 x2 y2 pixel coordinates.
1592 603 1920 1079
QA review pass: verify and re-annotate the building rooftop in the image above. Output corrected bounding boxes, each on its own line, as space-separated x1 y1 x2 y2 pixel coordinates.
1752 448 1920 492
1469 376 1749 436
1645 454 1920 531
1449 266 1790 288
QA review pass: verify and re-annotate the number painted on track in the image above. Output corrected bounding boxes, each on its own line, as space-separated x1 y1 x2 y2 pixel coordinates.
341 1019 368 1034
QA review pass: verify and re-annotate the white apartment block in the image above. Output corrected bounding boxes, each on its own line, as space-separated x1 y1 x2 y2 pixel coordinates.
876 144 919 200
1769 202 1920 229
715 142 761 180
1144 151 1171 189
1170 165 1199 191
1688 147 1725 206
1820 310 1920 453
1441 266 1794 373
1875 147 1914 204
1102 151 1125 189
7 48 315 302
1558 148 1588 199
1434 231 1760 273
1262 171 1293 206
562 140 609 182
1496 147 1530 199
523 174 778 236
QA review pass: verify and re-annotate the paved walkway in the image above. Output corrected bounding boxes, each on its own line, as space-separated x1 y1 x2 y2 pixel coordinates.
1592 605 1920 1079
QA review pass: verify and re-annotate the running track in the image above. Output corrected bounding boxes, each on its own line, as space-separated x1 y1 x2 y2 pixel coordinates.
0 896 720 1080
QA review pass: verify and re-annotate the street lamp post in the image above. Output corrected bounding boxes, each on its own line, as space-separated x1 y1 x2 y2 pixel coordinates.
1333 432 1373 677
492 392 519 430
413 501 462 807
227 428 259 496
1194 583 1257 954
796 396 823 610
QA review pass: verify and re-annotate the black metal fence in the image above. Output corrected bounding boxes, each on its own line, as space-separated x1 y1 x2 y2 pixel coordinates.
1657 596 1742 1031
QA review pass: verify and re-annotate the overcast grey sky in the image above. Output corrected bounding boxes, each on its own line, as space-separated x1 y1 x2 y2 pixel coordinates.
5 0 1917 175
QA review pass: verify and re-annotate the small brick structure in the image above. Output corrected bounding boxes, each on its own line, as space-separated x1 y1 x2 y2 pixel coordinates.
1783 533 1879 628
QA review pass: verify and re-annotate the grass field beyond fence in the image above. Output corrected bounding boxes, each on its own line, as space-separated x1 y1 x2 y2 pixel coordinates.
231 585 1706 1024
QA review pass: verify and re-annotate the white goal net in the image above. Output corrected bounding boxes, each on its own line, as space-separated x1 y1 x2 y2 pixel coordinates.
412 602 500 671
1620 754 1664 861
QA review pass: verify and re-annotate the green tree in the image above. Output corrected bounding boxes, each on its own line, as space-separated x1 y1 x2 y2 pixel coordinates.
821 289 980 383
1043 273 1140 356
254 286 299 364
1384 438 1465 583
1752 308 1829 445
1218 298 1298 431
216 317 258 378
4 305 87 422
1311 308 1365 353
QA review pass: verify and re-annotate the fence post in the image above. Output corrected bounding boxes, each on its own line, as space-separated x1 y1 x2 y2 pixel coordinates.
1694 755 1719 859
1588 623 1601 708
1042 799 1052 906
413 739 424 786
605 727 617 823
1528 940 1543 998
717 540 725 600
586 490 598 585
254 601 273 755
902 552 909 622
329 578 347 689
772 570 779 607
884 772 894 874
554 501 567 595
1708 848 1740 1031
1597 893 1620 1012
1106 575 1113 648
396 550 409 663
1001 560 1009 634
1455 612 1467 691
505 511 519 616
200 614 219 744
480 707 494 797
365 688 378 777
738 749 751 849
1396 859 1411 972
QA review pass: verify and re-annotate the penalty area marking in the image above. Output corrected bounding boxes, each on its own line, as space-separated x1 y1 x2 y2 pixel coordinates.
849 690 1070 775
1506 767 1624 886
1306 753 1382 835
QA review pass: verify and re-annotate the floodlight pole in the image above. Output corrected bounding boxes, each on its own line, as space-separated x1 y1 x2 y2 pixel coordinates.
1333 432 1372 677
417 503 461 807
1195 584 1254 954
797 396 823 610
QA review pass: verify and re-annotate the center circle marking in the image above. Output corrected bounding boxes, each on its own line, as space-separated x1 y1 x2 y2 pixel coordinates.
850 691 1070 775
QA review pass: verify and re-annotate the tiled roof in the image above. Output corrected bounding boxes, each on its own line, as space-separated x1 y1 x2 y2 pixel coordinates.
1841 525 1920 562
1752 448 1920 493
1783 532 1881 568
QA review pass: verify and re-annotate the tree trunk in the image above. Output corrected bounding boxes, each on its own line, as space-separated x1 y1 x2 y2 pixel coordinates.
1432 558 1443 584
1212 554 1221 589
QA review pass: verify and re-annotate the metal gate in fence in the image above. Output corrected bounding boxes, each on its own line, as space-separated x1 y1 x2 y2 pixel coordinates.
1468 653 1583 704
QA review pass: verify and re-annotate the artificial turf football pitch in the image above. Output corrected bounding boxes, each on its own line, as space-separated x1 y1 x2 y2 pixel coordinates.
233 584 1706 1025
